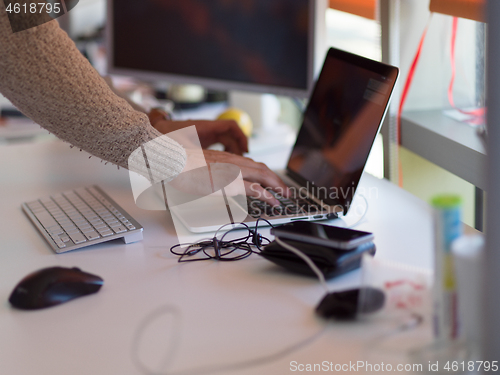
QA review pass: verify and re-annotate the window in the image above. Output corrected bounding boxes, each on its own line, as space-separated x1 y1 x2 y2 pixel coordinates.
325 5 383 178
325 8 381 61
326 0 487 228
396 0 486 229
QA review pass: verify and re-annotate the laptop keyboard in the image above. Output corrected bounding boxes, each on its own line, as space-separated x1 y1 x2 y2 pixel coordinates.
22 186 143 253
246 192 326 218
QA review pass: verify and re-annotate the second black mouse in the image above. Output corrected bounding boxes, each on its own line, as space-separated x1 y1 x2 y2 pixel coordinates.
315 287 385 320
9 266 104 310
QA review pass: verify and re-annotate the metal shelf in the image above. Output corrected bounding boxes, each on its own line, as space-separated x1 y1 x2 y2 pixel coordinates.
401 110 486 190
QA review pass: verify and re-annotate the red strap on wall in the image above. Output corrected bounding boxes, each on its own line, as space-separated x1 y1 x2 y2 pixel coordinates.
396 16 432 186
397 17 431 145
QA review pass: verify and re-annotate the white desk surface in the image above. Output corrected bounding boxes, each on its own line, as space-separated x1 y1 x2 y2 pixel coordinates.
0 140 434 375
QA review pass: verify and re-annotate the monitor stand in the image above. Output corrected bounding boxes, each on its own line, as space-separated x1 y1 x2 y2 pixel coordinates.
228 91 281 132
229 91 296 155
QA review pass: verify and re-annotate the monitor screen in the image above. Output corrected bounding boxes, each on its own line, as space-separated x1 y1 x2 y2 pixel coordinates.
108 0 319 97
286 48 399 212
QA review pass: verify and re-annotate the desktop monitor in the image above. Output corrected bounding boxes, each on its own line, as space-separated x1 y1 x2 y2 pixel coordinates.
107 0 325 98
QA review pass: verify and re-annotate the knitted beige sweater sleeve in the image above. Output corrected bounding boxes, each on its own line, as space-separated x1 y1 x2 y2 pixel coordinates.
0 3 186 180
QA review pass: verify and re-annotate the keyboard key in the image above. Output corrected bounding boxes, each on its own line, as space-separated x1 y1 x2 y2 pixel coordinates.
49 233 61 240
83 231 100 240
69 232 87 244
55 241 66 249
271 206 286 216
287 206 304 214
246 187 330 218
48 227 64 236
99 229 114 237
34 211 58 227
112 225 127 234
46 223 61 230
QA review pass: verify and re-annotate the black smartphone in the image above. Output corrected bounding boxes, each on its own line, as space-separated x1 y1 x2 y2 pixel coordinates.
271 221 374 250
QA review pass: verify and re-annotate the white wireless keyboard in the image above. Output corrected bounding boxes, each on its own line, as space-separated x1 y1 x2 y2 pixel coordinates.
22 185 143 253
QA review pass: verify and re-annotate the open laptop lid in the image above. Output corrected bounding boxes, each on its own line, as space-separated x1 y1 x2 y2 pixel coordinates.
286 47 399 215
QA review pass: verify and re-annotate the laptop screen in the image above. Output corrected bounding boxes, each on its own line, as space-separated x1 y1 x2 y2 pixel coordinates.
286 48 399 213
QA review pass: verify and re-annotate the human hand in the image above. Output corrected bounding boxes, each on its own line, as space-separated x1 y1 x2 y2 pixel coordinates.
143 124 285 206
153 119 248 155
202 150 290 206
166 148 290 207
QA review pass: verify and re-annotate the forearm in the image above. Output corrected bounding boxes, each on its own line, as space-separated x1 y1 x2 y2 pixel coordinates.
0 3 186 179
102 76 148 114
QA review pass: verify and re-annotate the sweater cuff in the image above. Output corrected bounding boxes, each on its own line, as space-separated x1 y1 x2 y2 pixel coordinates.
127 128 187 183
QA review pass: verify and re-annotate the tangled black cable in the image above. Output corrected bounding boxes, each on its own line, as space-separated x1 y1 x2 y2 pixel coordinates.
170 218 275 262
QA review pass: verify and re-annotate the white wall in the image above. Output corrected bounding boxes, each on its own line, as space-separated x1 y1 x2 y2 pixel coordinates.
400 0 478 112
0 94 12 108
68 0 106 38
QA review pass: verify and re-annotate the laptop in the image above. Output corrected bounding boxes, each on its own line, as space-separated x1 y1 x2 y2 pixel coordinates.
167 47 399 233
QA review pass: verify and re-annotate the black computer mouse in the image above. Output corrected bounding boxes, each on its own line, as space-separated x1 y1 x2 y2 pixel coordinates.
315 287 385 320
8 266 103 310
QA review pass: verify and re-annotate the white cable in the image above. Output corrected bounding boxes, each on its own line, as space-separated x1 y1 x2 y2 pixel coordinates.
274 195 369 292
175 327 326 375
132 304 327 375
131 305 183 375
274 236 329 293
347 194 369 229
132 226 332 374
